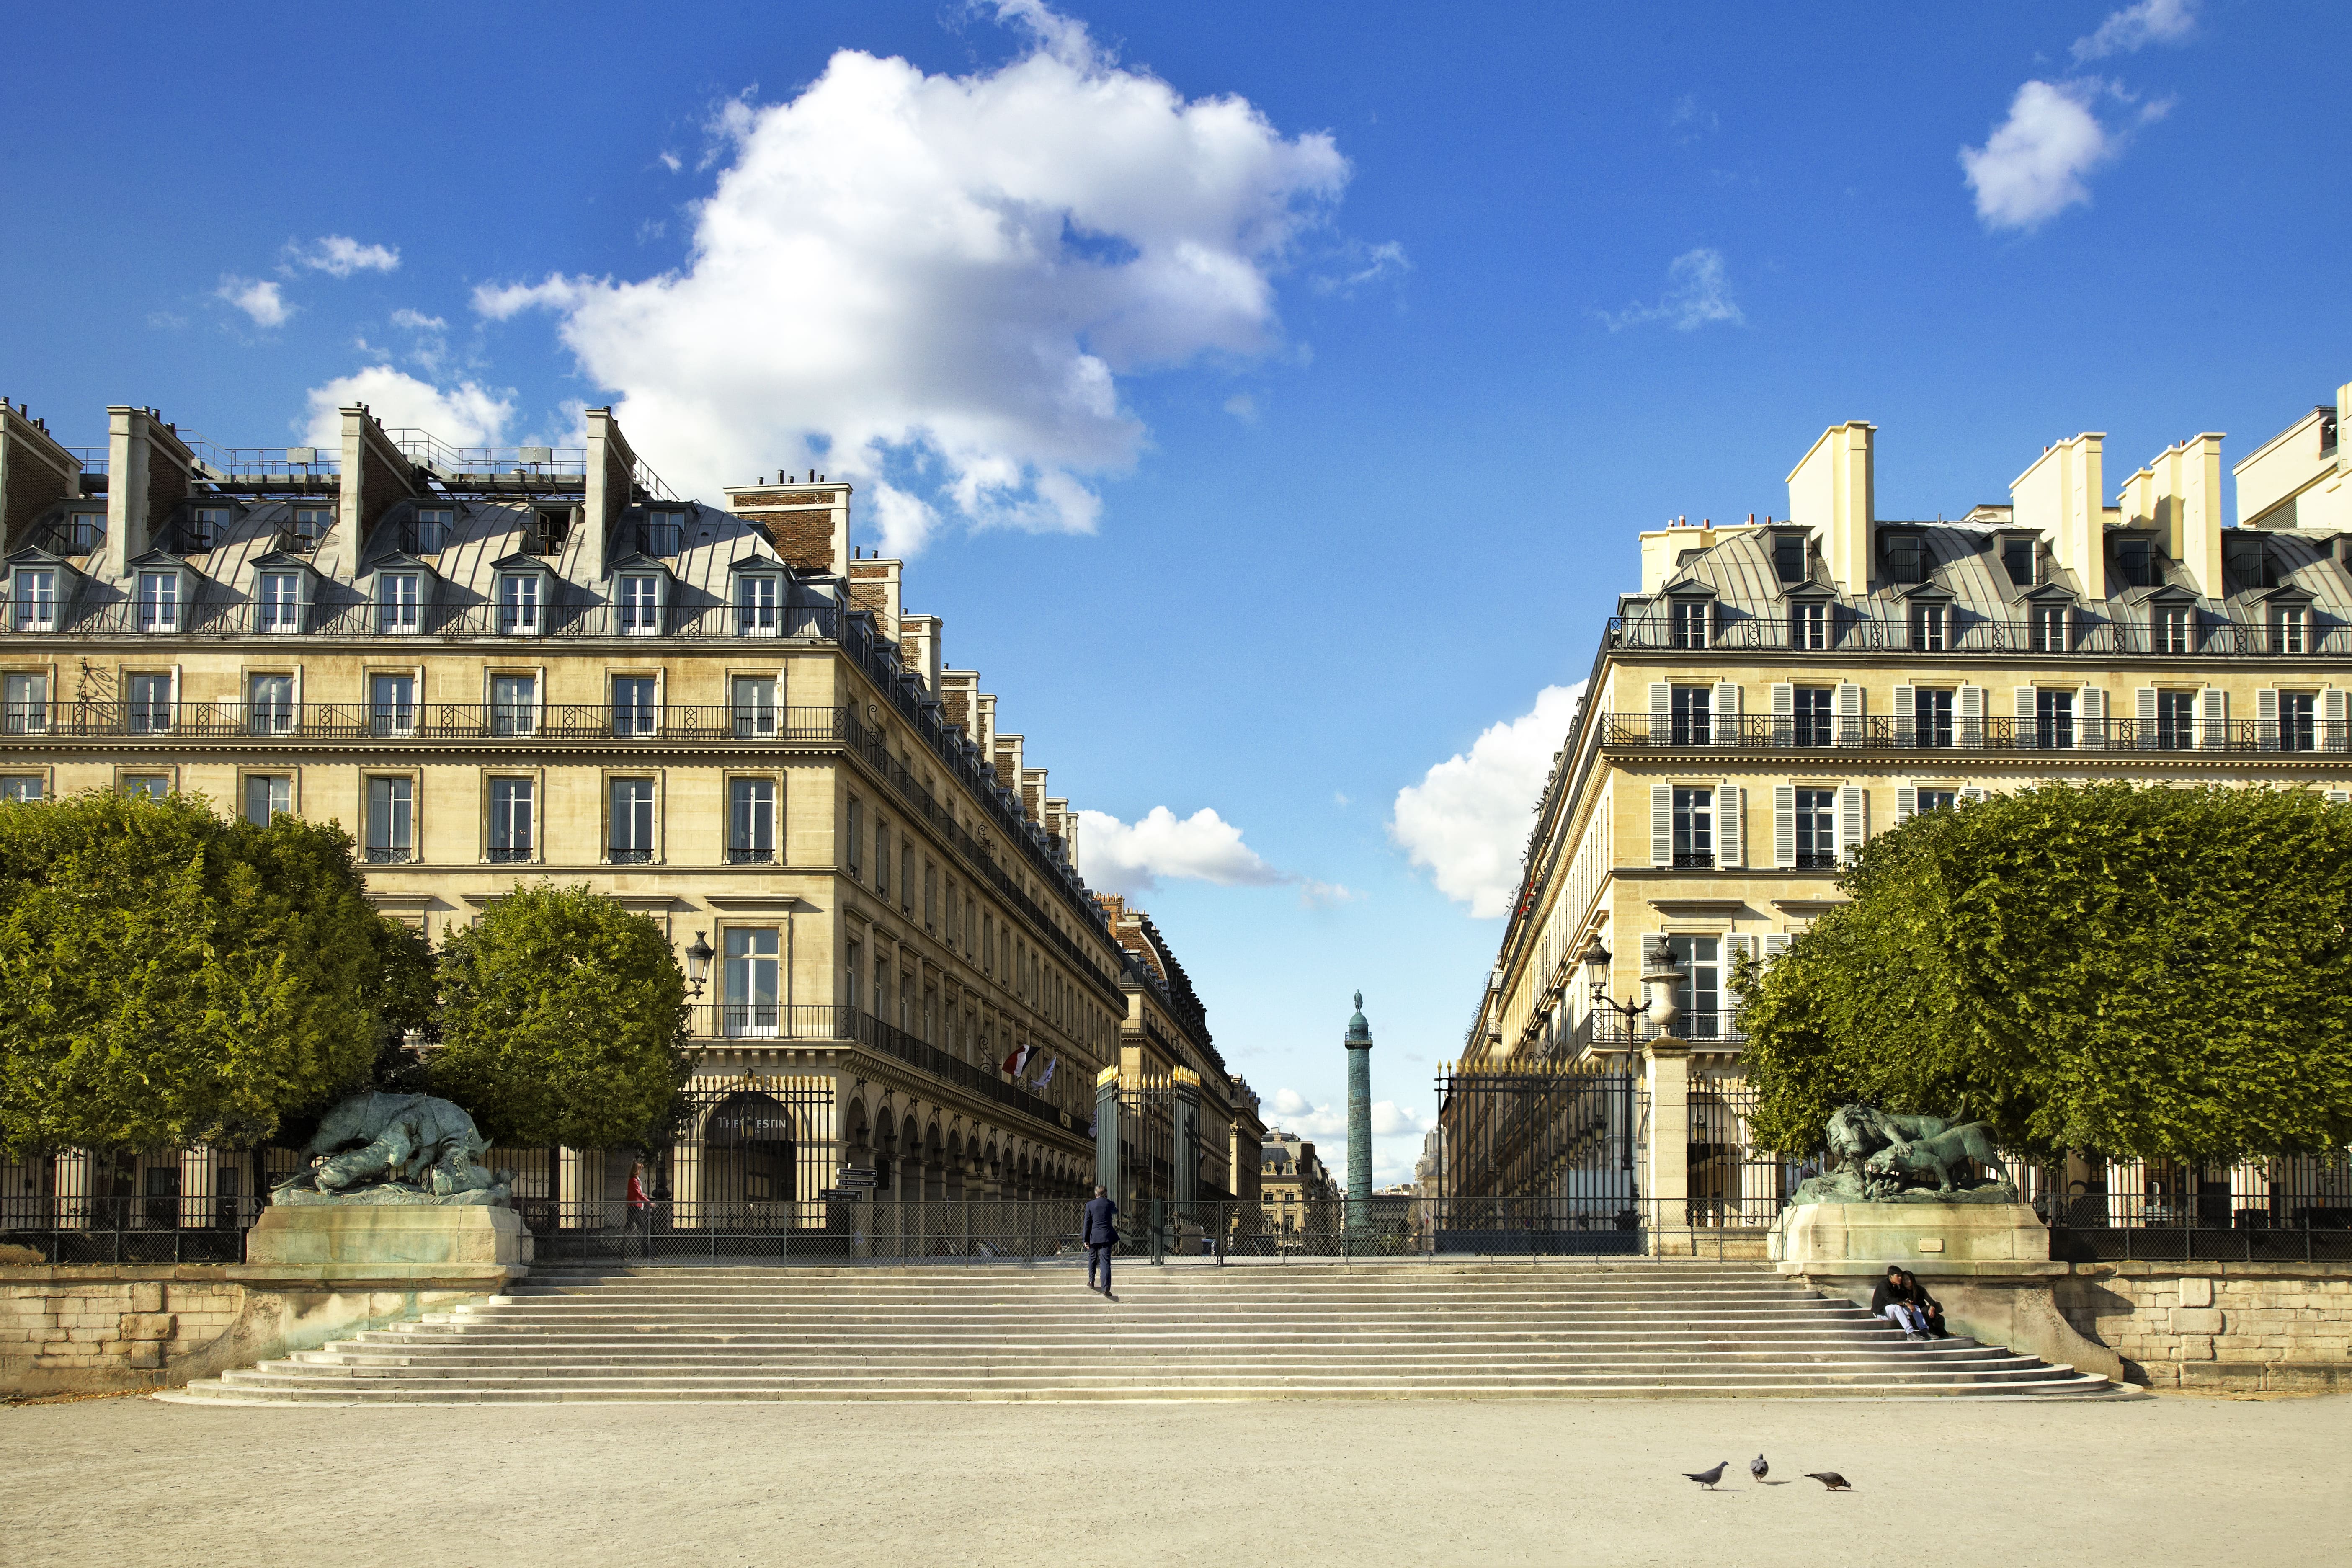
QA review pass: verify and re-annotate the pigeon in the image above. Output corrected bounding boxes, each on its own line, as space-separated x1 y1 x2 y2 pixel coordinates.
1750 1454 1769 1483
1684 1462 1730 1489
1803 1472 1853 1491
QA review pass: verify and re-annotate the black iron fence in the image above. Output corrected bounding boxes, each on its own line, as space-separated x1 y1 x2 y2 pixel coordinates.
0 1193 267 1264
0 700 849 745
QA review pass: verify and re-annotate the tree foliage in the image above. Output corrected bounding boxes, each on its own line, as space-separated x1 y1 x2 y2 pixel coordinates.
430 883 693 1150
1736 783 2352 1162
0 790 414 1156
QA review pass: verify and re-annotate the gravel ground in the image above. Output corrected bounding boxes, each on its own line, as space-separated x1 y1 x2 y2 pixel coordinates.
3 1391 2346 1567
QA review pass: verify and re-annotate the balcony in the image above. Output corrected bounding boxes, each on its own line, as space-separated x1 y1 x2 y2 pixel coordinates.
0 700 851 745
1610 614 2349 658
0 598 844 642
1599 713 2339 755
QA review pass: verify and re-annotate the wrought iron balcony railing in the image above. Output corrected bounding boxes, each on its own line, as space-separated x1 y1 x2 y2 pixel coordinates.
0 701 850 745
1599 712 2346 755
1610 614 2349 658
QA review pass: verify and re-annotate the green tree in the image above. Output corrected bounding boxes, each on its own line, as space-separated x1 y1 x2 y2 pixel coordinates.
0 790 412 1156
1737 782 2352 1162
429 883 693 1149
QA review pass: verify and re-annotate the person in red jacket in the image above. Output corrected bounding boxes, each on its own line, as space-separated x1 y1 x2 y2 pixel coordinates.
623 1161 652 1261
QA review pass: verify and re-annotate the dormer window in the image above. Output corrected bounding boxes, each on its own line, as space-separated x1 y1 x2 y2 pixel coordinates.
256 571 304 633
2272 605 2309 655
619 573 664 635
1880 531 1926 585
410 508 453 553
2113 536 2154 588
60 511 104 554
189 507 231 551
2153 605 2196 653
1789 600 1829 651
1668 598 1709 649
1771 534 1806 584
499 572 543 636
2001 539 2036 587
643 510 686 556
532 508 572 556
736 573 781 637
1912 603 1947 651
137 570 183 634
11 568 57 632
2226 534 2274 591
291 507 332 550
2031 603 2071 653
380 572 423 634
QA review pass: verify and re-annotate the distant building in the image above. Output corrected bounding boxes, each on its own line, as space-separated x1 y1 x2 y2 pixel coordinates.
1260 1130 1338 1235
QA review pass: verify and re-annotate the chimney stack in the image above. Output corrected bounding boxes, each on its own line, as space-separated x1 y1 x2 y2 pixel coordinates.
1785 421 1875 590
2010 433 2107 600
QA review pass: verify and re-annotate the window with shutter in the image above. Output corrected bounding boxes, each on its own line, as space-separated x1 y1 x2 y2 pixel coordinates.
1834 683 1862 746
1890 684 1914 746
1957 685 1983 747
1712 682 1741 745
2257 689 2280 751
1715 783 1742 867
1650 784 1672 866
1837 785 1867 861
1773 785 1797 867
2325 690 2348 752
1895 786 1916 824
1770 684 1794 746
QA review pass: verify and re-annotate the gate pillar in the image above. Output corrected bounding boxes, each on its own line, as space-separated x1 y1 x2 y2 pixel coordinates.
1644 1037 1692 1257
1172 1068 1201 1208
1094 1066 1121 1197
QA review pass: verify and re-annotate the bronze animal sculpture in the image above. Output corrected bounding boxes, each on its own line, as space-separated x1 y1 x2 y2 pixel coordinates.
272 1090 511 1206
1862 1122 2008 1193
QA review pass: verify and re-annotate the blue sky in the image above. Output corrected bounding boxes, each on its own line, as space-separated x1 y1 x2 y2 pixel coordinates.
4 1 2347 1181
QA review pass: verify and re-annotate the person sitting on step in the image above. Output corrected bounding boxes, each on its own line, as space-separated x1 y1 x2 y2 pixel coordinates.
1870 1264 1930 1339
1899 1269 1946 1338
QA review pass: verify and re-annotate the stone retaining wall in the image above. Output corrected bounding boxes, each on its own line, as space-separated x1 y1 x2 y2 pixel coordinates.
2 1264 518 1397
2056 1261 2352 1392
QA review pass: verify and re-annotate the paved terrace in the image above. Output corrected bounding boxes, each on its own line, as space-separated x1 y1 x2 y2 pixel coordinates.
4 1390 2344 1566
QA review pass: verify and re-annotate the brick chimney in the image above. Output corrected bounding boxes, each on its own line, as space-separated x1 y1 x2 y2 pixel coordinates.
725 476 852 574
105 407 195 580
0 400 83 553
323 404 418 582
581 406 639 582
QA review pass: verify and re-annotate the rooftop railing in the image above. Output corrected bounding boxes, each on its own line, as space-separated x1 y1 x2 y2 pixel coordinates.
0 700 851 745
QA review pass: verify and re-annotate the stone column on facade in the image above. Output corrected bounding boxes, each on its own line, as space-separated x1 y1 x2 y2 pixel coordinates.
1343 992 1374 1228
1643 1038 1693 1258
178 1145 215 1231
1094 1065 1121 1199
55 1148 92 1230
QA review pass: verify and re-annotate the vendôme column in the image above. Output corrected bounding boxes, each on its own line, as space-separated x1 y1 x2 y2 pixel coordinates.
1345 991 1373 1226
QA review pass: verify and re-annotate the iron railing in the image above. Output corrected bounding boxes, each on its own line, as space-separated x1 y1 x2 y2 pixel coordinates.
0 598 846 642
0 1193 267 1264
1599 712 2346 754
1610 613 2352 658
0 700 851 745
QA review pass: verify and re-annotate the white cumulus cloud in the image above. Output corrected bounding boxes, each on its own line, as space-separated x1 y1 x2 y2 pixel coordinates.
2072 0 2197 62
470 2 1353 556
1599 248 1742 333
1075 806 1284 897
1264 1090 1430 1184
297 235 400 277
300 366 515 448
217 277 291 328
1390 681 1584 918
1959 80 2119 231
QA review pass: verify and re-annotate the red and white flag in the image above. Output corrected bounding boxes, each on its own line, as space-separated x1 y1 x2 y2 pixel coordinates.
1001 1042 1033 1076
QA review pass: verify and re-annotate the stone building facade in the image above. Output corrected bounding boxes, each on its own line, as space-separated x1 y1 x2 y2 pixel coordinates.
1260 1131 1338 1236
0 396 1247 1235
1451 378 2352 1223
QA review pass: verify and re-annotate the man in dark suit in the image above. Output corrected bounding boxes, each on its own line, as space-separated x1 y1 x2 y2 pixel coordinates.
1082 1184 1119 1300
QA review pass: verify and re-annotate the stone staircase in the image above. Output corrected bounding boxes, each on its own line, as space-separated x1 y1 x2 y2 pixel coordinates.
167 1259 2122 1403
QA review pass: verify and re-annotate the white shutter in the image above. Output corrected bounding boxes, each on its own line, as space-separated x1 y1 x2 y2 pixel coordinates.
1838 785 1867 859
1835 681 1863 746
1715 783 1742 867
1770 683 1794 745
1650 783 1672 866
1725 932 1755 990
2015 686 2038 750
2197 687 2227 749
1649 681 1672 717
1895 785 1917 824
1957 684 1983 748
2329 790 2350 804
2136 688 2157 753
2258 688 2280 752
2079 686 2106 750
2326 689 2348 752
1959 785 1989 804
1713 682 1741 746
1773 785 1796 867
1759 933 1792 964
1890 684 1914 747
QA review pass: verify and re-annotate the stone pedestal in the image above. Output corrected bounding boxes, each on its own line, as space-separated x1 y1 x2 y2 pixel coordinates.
1772 1201 2048 1266
245 1203 531 1269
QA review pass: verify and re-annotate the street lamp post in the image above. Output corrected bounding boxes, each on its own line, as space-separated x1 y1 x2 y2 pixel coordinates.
1578 934 1686 1041
685 931 714 1001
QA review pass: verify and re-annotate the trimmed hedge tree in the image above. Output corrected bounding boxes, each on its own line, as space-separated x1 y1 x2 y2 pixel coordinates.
0 790 429 1156
1736 782 2352 1162
429 883 694 1150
